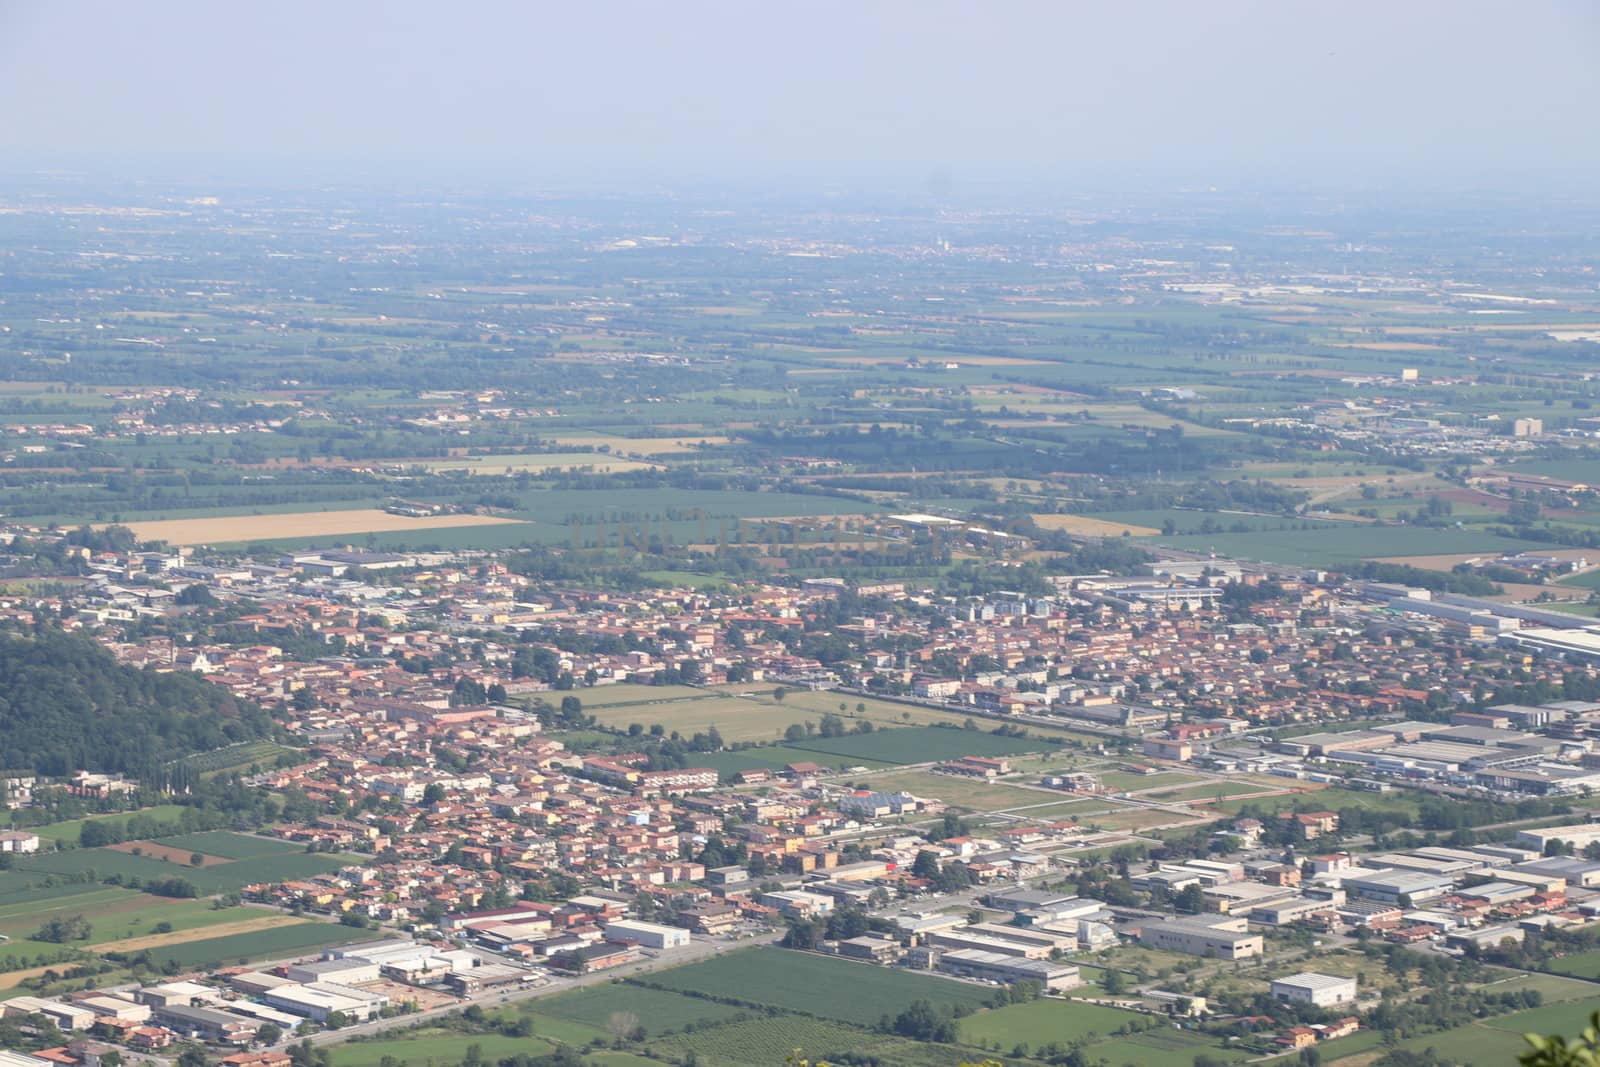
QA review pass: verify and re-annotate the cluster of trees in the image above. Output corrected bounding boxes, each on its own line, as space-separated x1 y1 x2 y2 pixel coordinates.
1346 560 1501 597
32 915 91 943
0 627 278 782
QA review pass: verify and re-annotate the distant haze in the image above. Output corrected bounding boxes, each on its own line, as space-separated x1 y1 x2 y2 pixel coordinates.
2 0 1597 190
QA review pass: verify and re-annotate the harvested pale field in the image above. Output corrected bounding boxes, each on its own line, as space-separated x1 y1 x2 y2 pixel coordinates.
107 841 229 867
93 914 303 954
1032 513 1160 537
0 965 60 989
115 509 527 546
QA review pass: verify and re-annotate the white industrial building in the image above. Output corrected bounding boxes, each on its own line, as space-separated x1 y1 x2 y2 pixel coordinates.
262 982 388 1023
1138 915 1263 959
1271 972 1358 1007
287 958 381 985
602 919 690 949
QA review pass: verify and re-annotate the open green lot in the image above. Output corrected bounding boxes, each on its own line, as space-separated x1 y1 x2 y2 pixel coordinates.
1076 1030 1250 1067
1393 1000 1600 1067
1212 785 1423 818
640 948 994 1027
646 1015 888 1067
958 998 1144 1047
331 1032 563 1067
1539 948 1600 980
534 983 749 1033
1098 771 1202 791
24 804 189 843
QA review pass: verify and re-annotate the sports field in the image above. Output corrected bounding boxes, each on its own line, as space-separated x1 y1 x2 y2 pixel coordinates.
116 509 527 545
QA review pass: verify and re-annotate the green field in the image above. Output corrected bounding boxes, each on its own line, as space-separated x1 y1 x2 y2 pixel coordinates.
331 1032 563 1067
24 804 189 843
641 949 994 1027
646 1015 890 1067
579 683 709 707
1394 1000 1600 1067
1079 1030 1250 1067
1146 523 1539 567
534 983 750 1033
14 846 349 893
137 919 360 968
1540 948 1600 980
958 998 1144 1047
153 830 306 861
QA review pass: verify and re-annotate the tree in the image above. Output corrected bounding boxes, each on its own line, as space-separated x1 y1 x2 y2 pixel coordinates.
190 852 205 867
1174 883 1206 914
257 1023 283 1046
1102 968 1127 995
176 1045 211 1067
1522 1010 1600 1067
34 915 91 943
607 1011 641 1046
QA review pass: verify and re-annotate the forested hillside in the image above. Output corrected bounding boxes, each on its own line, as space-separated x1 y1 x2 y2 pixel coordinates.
0 628 276 782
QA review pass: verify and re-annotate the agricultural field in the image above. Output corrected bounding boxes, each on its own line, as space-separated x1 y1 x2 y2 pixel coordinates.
418 452 658 474
136 918 361 968
1031 512 1160 537
176 740 301 778
641 949 995 1027
532 983 750 1033
1146 523 1541 568
957 998 1144 1048
331 1032 564 1067
645 1015 891 1067
11 844 350 893
117 509 529 546
583 692 804 744
1391 1000 1600 1067
1538 947 1600 980
1211 785 1424 818
153 830 303 861
571 683 708 707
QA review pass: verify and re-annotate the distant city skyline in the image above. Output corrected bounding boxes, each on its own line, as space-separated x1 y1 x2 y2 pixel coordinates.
1 0 1597 190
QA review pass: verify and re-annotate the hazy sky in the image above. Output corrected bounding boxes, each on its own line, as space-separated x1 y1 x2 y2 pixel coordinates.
2 0 1596 189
